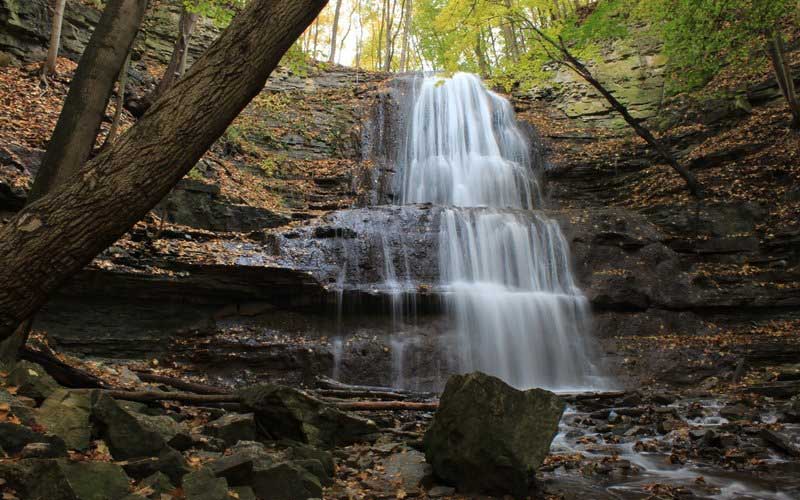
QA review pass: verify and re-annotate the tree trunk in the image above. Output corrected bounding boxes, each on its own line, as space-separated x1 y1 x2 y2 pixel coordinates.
28 0 149 202
42 0 67 77
767 31 800 129
312 18 320 58
148 6 200 107
0 0 327 342
475 30 490 78
328 0 343 63
524 24 703 197
398 0 412 72
103 53 131 148
383 0 397 71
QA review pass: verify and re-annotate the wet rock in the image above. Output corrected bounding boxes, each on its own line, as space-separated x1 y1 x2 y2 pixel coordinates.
719 403 756 421
424 372 565 496
183 467 230 500
0 422 67 456
7 361 60 402
37 389 92 450
201 412 257 446
760 429 800 457
91 392 167 459
779 396 800 424
238 384 379 448
0 458 130 500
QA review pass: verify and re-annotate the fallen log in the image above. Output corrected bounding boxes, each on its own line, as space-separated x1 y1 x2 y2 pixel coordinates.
133 371 232 395
104 390 241 405
335 401 439 411
315 389 409 401
21 346 110 389
315 375 435 398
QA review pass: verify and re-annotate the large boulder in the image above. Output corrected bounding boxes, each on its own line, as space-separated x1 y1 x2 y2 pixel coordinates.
182 467 229 500
424 372 565 497
238 384 378 448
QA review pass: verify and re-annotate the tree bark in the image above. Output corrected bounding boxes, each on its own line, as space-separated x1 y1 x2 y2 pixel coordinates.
29 0 149 202
328 0 343 63
42 0 67 77
148 7 201 107
0 0 327 341
766 31 800 129
398 0 412 72
103 53 131 148
475 30 490 78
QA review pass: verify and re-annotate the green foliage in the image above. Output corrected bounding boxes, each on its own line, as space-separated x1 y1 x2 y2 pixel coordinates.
646 0 797 93
183 0 247 27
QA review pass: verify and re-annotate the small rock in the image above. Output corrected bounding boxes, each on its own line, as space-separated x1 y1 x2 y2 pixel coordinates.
428 485 456 497
139 471 175 496
19 442 63 459
123 446 191 484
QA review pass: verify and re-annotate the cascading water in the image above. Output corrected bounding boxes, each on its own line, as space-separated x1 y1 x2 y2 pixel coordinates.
397 73 601 391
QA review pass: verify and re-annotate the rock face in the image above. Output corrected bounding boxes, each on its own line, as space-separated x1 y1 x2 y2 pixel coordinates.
424 372 565 496
238 384 379 448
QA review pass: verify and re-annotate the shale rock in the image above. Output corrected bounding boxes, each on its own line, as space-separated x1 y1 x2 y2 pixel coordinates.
37 389 92 450
238 384 379 448
424 372 565 496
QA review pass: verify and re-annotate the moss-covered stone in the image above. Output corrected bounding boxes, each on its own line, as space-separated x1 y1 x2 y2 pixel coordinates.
424 372 565 497
91 392 167 459
0 458 130 500
37 389 92 450
250 461 322 500
183 467 229 500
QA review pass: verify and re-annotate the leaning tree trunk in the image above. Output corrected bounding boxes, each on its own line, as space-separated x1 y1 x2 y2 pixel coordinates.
0 0 327 341
150 7 201 104
42 0 67 77
29 0 149 202
767 31 800 129
328 0 343 63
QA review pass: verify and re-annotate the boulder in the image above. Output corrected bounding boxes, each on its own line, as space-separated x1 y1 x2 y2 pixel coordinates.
209 441 273 485
133 413 193 451
137 471 175 497
7 361 60 402
231 486 257 500
91 392 166 459
424 372 565 496
0 458 130 500
201 412 257 446
238 384 378 448
183 467 230 500
37 389 92 450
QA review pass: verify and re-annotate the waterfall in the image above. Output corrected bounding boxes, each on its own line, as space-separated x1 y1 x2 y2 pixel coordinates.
398 73 600 391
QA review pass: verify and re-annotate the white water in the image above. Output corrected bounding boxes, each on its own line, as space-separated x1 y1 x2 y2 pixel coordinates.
399 73 601 390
